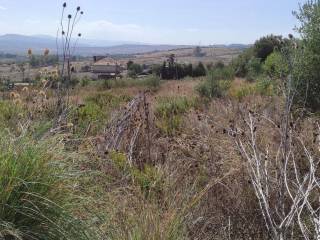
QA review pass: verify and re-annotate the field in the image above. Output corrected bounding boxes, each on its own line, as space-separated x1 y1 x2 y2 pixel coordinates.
0 75 264 239
117 46 244 65
1 38 320 239
0 66 315 239
3 1 320 239
0 46 242 83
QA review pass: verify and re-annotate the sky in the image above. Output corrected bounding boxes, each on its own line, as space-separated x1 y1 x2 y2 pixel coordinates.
0 0 306 45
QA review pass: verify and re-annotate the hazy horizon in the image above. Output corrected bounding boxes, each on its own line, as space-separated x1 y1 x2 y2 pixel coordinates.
0 0 305 45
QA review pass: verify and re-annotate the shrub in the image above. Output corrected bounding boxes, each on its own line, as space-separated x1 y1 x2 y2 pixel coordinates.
213 61 225 70
128 63 143 78
0 101 25 131
155 96 196 135
193 46 206 57
192 62 207 77
246 57 262 81
253 35 282 61
0 132 94 239
263 51 289 79
196 67 234 99
255 76 275 96
197 80 223 99
80 76 91 87
231 48 254 77
143 75 161 89
228 82 255 101
228 77 274 100
293 0 320 111
71 92 130 136
69 76 80 87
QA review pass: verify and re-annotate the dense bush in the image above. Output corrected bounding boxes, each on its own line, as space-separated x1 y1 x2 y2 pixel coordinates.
196 66 234 99
231 35 290 81
231 48 254 77
192 62 207 77
292 0 320 111
0 132 94 239
246 57 263 81
253 35 282 61
263 51 289 79
128 63 143 78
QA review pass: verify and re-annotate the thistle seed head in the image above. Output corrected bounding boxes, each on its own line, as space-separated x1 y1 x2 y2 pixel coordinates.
44 48 50 56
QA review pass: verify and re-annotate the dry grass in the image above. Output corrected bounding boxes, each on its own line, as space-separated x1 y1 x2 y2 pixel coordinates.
1 75 316 239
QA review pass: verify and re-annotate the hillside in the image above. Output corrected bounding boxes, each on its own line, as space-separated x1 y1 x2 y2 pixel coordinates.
122 46 244 65
0 34 248 56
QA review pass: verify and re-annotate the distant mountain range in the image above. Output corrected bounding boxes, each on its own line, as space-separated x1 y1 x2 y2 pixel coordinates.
0 34 249 56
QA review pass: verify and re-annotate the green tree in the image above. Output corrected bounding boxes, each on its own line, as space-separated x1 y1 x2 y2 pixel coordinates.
231 48 254 77
293 0 320 111
253 35 282 61
194 46 205 57
128 63 143 78
193 62 206 77
127 60 134 69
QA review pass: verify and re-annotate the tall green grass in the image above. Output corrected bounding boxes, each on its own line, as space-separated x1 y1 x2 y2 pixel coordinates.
0 101 25 132
0 132 95 240
100 76 161 90
71 92 131 136
155 96 196 136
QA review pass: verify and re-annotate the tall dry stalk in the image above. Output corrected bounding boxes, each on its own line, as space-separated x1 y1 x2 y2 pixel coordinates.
232 36 320 240
55 2 83 119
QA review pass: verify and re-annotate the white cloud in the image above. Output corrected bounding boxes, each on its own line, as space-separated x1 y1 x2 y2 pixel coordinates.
0 5 7 10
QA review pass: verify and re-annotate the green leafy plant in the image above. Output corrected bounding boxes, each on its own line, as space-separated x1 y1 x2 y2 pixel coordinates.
263 51 289 79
